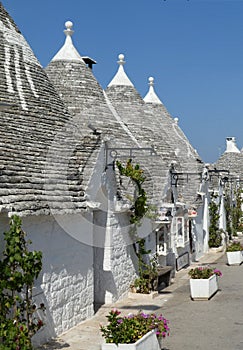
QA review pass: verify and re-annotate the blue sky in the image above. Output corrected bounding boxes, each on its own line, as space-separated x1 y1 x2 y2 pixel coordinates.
3 0 243 163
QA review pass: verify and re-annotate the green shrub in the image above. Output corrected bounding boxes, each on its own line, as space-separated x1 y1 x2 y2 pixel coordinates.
226 241 243 252
0 215 44 349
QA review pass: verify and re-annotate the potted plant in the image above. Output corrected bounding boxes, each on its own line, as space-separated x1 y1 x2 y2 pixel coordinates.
130 246 159 296
188 266 222 300
226 241 243 265
100 308 170 349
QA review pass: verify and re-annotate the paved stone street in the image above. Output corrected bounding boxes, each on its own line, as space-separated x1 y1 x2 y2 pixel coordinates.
161 253 243 350
37 242 243 350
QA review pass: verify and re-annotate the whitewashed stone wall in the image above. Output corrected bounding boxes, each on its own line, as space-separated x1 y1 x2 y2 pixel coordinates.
98 165 138 304
109 212 138 301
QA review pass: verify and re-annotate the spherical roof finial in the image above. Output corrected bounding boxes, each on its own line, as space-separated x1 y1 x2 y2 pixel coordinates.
64 20 74 36
65 21 73 29
148 77 154 86
118 53 125 66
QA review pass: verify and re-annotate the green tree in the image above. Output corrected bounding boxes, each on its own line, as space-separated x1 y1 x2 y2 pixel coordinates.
231 187 243 236
225 186 243 238
0 215 44 350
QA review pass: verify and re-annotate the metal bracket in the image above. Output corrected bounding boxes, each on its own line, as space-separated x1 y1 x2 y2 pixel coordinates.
170 171 202 186
105 146 156 169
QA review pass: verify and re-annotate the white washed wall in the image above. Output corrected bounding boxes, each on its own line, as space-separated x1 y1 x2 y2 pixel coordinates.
109 212 138 301
99 165 138 304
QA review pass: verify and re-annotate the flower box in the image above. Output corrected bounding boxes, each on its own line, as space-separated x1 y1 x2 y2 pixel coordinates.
101 331 160 350
209 245 224 253
189 274 218 300
226 251 243 265
100 309 169 350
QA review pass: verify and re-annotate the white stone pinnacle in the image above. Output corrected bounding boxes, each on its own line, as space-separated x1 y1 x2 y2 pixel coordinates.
51 20 84 63
143 76 162 104
64 21 74 36
117 53 125 65
107 53 134 87
149 76 154 86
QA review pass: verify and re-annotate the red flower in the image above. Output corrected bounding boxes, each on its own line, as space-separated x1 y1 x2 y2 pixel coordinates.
37 319 44 328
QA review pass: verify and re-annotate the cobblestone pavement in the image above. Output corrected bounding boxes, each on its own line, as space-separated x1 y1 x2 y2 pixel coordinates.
36 236 243 350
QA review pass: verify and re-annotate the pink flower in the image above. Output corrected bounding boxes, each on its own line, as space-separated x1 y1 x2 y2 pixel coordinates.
214 269 222 277
111 308 121 315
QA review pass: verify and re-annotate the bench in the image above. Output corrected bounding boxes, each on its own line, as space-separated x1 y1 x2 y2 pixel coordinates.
151 266 173 292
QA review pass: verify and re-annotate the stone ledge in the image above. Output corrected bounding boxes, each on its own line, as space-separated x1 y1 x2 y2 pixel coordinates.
128 291 159 299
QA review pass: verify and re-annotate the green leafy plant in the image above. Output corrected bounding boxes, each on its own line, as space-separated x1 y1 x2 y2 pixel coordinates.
100 309 170 345
131 242 158 294
116 159 148 225
188 266 222 279
226 241 243 252
231 188 243 236
225 187 243 238
208 193 222 248
0 215 45 350
224 191 232 237
116 159 158 294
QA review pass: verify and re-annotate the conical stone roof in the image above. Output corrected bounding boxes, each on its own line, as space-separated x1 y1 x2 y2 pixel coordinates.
143 76 204 205
106 54 189 206
45 23 169 207
0 4 99 216
214 137 243 179
106 55 174 157
45 23 140 147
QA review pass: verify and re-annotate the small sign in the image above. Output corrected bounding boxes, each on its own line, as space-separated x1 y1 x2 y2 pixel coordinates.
157 207 172 221
176 252 189 271
188 209 197 217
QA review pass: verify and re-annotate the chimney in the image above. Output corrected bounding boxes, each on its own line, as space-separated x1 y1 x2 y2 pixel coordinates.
225 137 240 153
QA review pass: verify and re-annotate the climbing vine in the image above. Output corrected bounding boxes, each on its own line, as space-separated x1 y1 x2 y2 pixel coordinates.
225 186 243 237
208 192 222 248
116 159 148 225
116 159 157 293
231 187 243 235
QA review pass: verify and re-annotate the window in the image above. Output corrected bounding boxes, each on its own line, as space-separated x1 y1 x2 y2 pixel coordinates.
156 225 170 255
